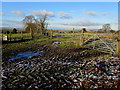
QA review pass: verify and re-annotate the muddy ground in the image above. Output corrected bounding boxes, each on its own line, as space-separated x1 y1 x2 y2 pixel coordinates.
2 44 120 89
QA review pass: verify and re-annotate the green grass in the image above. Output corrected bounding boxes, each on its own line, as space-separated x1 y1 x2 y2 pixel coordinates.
2 34 50 52
3 33 44 40
53 32 114 36
2 32 115 55
2 33 71 52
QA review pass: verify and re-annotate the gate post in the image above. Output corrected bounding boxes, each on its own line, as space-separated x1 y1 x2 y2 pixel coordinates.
50 29 53 39
6 33 9 41
9 32 12 41
116 30 120 56
21 31 23 40
80 28 84 45
73 28 75 37
30 28 33 39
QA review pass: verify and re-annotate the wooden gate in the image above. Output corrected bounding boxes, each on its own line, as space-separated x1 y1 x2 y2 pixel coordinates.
81 31 120 56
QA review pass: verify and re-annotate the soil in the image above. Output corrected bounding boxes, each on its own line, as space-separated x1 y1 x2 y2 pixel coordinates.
3 44 116 89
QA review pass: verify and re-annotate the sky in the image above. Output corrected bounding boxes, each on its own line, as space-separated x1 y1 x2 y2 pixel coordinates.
2 0 120 2
1 2 118 30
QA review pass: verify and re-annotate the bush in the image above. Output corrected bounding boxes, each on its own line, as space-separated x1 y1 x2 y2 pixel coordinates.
12 28 17 34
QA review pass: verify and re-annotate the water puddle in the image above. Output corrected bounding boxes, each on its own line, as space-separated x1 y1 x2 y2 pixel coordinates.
51 61 71 65
8 51 43 61
52 41 61 44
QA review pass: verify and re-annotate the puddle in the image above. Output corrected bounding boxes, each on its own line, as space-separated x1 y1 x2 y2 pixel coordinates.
96 62 107 67
52 41 61 44
51 61 71 65
8 51 43 61
68 58 75 62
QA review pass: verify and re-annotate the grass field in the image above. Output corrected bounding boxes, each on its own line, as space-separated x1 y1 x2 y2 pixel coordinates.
2 32 115 53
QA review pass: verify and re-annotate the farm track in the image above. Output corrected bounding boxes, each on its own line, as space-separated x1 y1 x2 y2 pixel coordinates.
2 45 120 89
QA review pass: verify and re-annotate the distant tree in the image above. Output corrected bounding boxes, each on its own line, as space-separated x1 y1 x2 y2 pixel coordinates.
6 31 10 34
12 28 17 34
34 14 49 34
23 15 35 38
23 14 49 35
81 28 87 33
102 24 111 32
69 31 74 33
25 23 37 33
23 15 35 32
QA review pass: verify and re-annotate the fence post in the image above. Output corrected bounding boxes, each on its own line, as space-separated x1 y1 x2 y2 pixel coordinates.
21 31 23 40
30 28 33 39
50 29 53 39
6 33 9 41
116 30 120 56
9 32 12 41
73 28 75 37
80 28 84 45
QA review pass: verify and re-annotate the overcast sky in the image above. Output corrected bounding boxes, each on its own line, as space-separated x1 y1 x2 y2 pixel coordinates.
1 2 118 30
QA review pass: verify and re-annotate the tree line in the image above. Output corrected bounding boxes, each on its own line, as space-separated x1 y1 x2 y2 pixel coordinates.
23 14 49 35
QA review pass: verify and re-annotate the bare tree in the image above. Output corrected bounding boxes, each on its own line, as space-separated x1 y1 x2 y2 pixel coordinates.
34 14 48 34
102 24 111 32
23 15 35 23
23 15 35 32
23 15 35 38
23 14 49 35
